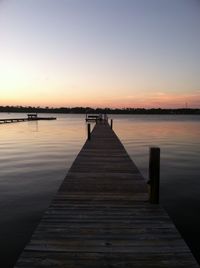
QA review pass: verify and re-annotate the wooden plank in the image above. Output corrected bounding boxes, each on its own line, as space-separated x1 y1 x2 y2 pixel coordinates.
15 121 199 267
15 251 199 268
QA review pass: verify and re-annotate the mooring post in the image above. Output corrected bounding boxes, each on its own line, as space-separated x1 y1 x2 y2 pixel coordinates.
87 123 91 140
110 119 113 130
149 147 160 204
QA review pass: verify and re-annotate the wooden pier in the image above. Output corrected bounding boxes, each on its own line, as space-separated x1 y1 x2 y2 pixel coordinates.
15 121 199 267
0 114 56 124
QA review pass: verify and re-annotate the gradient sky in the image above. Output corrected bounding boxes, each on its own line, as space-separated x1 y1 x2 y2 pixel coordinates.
0 0 200 108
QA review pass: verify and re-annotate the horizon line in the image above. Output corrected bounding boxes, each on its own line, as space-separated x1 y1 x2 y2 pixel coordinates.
0 105 199 110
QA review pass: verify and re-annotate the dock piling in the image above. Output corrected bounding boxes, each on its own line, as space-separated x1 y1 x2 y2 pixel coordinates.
149 147 160 204
110 119 113 129
87 123 91 140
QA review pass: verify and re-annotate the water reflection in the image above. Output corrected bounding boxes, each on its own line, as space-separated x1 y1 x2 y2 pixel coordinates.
28 120 39 132
113 114 200 263
0 113 200 266
0 113 86 267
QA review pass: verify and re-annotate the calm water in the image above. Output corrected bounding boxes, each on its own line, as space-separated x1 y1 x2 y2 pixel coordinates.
0 113 200 267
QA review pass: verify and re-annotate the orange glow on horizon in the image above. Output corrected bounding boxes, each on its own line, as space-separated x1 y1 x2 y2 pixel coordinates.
0 90 200 109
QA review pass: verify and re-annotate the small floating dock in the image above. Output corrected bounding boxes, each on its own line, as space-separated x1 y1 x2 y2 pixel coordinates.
15 120 199 267
0 114 56 124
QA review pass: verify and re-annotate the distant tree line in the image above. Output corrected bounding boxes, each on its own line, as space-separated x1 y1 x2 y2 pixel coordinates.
0 105 200 114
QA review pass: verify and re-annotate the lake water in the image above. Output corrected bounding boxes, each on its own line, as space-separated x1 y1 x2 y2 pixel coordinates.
0 113 200 267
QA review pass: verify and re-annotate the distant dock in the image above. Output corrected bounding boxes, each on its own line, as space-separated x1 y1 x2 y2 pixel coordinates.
15 119 199 267
85 113 108 122
0 114 56 124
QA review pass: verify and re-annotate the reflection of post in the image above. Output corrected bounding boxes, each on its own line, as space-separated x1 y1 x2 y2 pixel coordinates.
149 147 160 204
87 124 91 140
28 120 39 132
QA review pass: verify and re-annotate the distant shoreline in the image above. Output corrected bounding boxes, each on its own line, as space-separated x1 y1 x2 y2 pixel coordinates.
0 106 200 115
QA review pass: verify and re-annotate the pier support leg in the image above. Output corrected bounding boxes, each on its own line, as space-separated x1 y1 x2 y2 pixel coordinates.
87 124 91 140
149 147 160 204
110 119 113 130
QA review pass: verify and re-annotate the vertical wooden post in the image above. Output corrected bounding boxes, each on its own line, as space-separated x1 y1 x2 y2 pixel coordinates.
87 123 91 140
149 147 160 204
110 119 113 130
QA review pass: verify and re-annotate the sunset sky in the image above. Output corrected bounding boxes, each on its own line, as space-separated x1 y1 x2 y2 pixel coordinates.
0 0 200 108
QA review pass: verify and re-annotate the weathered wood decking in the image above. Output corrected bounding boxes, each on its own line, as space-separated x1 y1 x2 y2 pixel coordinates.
15 121 199 267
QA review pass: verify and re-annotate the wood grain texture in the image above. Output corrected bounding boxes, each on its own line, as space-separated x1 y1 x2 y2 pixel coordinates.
15 121 199 267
